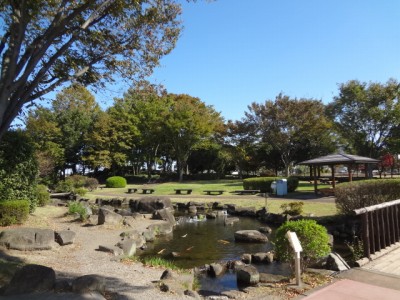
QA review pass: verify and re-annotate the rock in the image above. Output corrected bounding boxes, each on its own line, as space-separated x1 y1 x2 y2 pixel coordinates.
120 230 146 248
188 206 197 214
259 226 273 234
116 239 136 256
236 265 260 286
233 260 245 269
161 269 175 280
142 229 156 242
241 253 252 264
72 274 106 294
252 252 269 263
55 230 76 246
327 234 334 247
153 208 176 225
184 289 201 299
3 264 56 295
122 216 137 228
0 228 55 251
98 208 123 225
98 245 124 256
148 222 173 235
326 252 350 271
206 212 217 219
234 230 268 243
130 197 173 213
80 201 93 216
115 208 133 216
87 214 99 225
216 210 228 217
231 206 257 217
209 263 226 277
54 280 71 292
224 217 239 226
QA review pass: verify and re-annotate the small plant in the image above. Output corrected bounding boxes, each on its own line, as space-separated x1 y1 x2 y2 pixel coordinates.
105 176 127 188
74 187 88 196
280 201 304 216
0 200 30 226
274 219 331 273
140 256 181 270
345 237 364 264
67 201 88 220
35 184 50 207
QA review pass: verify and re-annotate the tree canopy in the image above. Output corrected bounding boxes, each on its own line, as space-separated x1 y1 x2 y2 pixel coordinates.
0 0 184 138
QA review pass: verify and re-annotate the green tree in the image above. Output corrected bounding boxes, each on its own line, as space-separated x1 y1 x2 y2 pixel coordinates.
0 130 39 212
0 0 185 139
245 94 334 176
164 94 224 182
327 79 400 158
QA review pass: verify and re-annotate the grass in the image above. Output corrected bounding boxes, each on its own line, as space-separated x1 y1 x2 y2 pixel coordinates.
124 256 183 270
87 180 338 217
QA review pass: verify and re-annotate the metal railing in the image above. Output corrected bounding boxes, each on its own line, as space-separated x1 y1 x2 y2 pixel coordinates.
354 199 400 259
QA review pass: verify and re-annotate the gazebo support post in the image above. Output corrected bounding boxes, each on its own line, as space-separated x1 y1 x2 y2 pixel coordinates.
312 165 318 194
330 165 336 188
348 164 353 182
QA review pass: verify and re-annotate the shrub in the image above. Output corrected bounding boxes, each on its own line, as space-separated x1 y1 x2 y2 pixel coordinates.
0 200 30 226
68 201 88 220
280 201 304 216
55 180 75 193
105 176 127 188
287 176 299 192
36 184 50 207
74 188 87 196
335 179 400 215
66 175 87 188
243 177 280 193
84 177 99 191
274 219 331 273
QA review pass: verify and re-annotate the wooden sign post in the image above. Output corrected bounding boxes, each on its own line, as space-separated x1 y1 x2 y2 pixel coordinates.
286 231 303 286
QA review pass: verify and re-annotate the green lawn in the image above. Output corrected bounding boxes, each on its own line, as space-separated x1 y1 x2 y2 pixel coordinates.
87 179 338 217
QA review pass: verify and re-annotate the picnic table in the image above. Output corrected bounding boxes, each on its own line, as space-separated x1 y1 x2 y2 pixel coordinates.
231 190 260 195
174 189 193 195
141 188 155 194
127 188 138 194
203 190 225 195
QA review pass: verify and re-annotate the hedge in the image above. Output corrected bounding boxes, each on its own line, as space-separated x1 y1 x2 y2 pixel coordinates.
243 176 299 193
105 176 127 188
335 179 400 215
0 200 30 226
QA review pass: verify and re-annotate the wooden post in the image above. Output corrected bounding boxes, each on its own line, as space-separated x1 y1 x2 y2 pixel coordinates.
330 165 336 188
362 213 370 259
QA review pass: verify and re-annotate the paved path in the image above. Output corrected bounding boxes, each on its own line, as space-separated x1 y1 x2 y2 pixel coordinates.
360 245 400 276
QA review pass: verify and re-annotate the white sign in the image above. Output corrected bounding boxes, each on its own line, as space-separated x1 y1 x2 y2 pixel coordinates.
286 231 303 253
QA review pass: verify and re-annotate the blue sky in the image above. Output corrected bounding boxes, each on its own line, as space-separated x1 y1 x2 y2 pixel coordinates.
144 0 400 121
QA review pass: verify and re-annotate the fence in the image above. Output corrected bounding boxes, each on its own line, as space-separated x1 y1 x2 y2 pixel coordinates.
354 199 400 259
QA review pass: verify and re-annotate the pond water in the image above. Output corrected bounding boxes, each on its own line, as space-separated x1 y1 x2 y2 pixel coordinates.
138 214 291 292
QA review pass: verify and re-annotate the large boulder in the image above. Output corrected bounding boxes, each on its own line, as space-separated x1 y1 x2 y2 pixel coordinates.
153 208 176 225
129 197 172 213
0 228 55 250
72 274 106 294
234 230 268 243
120 230 146 248
98 207 123 225
55 230 76 246
236 265 260 286
147 222 174 236
326 252 351 271
116 239 136 256
3 264 56 295
209 263 227 277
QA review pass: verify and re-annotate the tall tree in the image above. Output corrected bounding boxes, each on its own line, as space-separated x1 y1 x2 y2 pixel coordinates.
326 79 400 158
164 94 224 182
0 0 184 138
245 94 334 176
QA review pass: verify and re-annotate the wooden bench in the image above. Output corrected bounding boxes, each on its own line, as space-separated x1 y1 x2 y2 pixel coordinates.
141 188 155 194
174 189 193 195
203 190 225 195
232 190 260 195
127 188 138 194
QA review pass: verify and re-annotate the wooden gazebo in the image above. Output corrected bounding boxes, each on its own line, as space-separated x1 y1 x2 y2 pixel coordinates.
298 153 380 193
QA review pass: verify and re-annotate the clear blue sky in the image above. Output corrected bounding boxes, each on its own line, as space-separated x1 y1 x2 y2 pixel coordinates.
144 0 400 121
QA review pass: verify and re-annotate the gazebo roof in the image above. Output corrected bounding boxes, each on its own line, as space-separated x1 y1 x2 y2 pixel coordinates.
299 153 380 166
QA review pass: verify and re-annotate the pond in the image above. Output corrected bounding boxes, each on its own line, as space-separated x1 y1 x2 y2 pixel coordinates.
138 214 291 292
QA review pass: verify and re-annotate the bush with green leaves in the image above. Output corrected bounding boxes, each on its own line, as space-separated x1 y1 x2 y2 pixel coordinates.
68 201 88 220
105 176 127 188
287 176 299 192
84 177 99 191
0 131 38 212
0 200 30 226
274 219 331 273
36 184 50 207
335 179 400 215
74 188 88 196
280 201 304 216
55 175 98 194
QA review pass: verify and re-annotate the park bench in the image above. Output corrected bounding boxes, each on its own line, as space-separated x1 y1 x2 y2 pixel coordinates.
141 188 155 194
127 188 138 194
203 190 225 195
174 189 193 195
231 190 260 195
